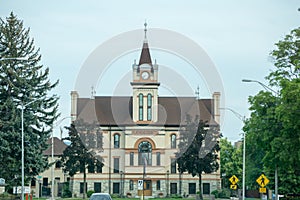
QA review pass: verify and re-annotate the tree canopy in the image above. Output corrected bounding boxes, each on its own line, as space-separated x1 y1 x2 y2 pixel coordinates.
176 115 221 199
0 12 59 189
243 27 300 194
220 138 242 189
61 120 103 199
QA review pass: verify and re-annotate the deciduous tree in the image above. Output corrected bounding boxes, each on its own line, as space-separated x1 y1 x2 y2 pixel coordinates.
176 115 221 200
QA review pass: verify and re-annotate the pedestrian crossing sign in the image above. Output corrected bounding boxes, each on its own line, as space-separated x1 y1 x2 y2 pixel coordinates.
256 174 269 187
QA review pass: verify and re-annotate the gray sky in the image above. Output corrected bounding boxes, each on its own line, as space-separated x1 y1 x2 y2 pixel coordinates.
1 0 299 142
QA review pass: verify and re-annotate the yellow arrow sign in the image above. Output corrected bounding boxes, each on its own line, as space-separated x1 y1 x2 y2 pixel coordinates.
230 185 237 190
256 174 269 187
229 175 239 185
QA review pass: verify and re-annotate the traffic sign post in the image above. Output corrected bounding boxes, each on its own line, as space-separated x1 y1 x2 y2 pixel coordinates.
229 175 239 190
230 185 237 190
256 174 269 188
229 175 239 185
137 180 143 190
259 187 267 193
256 174 269 194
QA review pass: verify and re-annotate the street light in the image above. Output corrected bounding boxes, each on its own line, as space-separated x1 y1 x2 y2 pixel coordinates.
242 79 279 200
20 100 38 200
51 116 71 200
166 170 169 197
220 108 246 200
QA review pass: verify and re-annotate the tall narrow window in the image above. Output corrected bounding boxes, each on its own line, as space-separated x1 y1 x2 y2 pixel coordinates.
171 158 176 174
156 180 161 190
139 93 143 121
114 134 120 148
147 93 152 121
114 158 119 173
94 182 101 193
138 141 152 166
171 134 176 149
130 152 134 166
129 180 134 190
156 152 161 166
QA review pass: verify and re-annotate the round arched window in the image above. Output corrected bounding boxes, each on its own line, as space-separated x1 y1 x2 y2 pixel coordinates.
138 141 152 165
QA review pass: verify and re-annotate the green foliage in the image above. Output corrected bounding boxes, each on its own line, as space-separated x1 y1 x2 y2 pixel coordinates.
61 119 104 199
220 138 243 189
211 189 230 198
87 190 94 198
62 182 72 198
244 27 300 194
0 12 59 189
176 115 221 200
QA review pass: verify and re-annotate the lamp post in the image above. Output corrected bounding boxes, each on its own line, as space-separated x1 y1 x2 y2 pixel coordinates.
20 100 38 200
166 170 169 197
220 107 246 200
120 171 124 198
51 117 71 200
242 79 279 200
2 56 36 200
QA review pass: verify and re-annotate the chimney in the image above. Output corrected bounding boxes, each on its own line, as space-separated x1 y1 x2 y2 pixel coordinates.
70 91 79 122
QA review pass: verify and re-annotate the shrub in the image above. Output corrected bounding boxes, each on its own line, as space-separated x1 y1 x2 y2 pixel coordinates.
87 190 95 198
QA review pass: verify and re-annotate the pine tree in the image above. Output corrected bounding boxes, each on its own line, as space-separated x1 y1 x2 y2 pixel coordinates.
176 115 221 200
0 12 59 189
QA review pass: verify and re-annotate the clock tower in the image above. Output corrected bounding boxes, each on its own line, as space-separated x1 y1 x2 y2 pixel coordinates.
131 23 159 123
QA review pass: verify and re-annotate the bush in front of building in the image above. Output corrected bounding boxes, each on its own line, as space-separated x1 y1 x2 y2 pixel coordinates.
87 190 94 198
211 189 230 199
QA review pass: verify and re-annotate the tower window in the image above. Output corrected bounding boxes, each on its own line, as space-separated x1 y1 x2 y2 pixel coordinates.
147 93 152 121
139 93 143 121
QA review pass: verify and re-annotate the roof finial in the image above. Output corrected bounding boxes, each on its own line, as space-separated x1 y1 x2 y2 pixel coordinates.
195 85 200 99
144 20 147 39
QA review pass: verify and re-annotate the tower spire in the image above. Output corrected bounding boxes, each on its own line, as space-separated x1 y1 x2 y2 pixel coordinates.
139 21 152 66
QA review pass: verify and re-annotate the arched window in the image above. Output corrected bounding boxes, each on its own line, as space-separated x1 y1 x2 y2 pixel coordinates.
114 134 120 148
171 134 176 149
147 93 152 121
139 93 143 121
138 141 152 165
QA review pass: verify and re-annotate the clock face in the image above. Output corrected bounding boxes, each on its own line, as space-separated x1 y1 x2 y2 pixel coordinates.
141 71 149 80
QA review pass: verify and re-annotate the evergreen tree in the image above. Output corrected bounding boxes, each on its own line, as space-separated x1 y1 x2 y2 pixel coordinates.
61 120 104 199
176 115 221 200
0 12 59 189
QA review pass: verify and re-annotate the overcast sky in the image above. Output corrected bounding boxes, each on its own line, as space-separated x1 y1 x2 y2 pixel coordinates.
1 0 299 142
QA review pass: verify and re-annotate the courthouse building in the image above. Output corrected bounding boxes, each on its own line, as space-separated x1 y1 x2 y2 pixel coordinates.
69 27 221 198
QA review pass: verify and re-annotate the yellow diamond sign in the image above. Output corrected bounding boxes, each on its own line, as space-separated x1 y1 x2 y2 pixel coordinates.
229 175 239 185
256 174 269 187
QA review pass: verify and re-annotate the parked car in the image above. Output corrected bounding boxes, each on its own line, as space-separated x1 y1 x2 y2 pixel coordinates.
89 193 113 200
